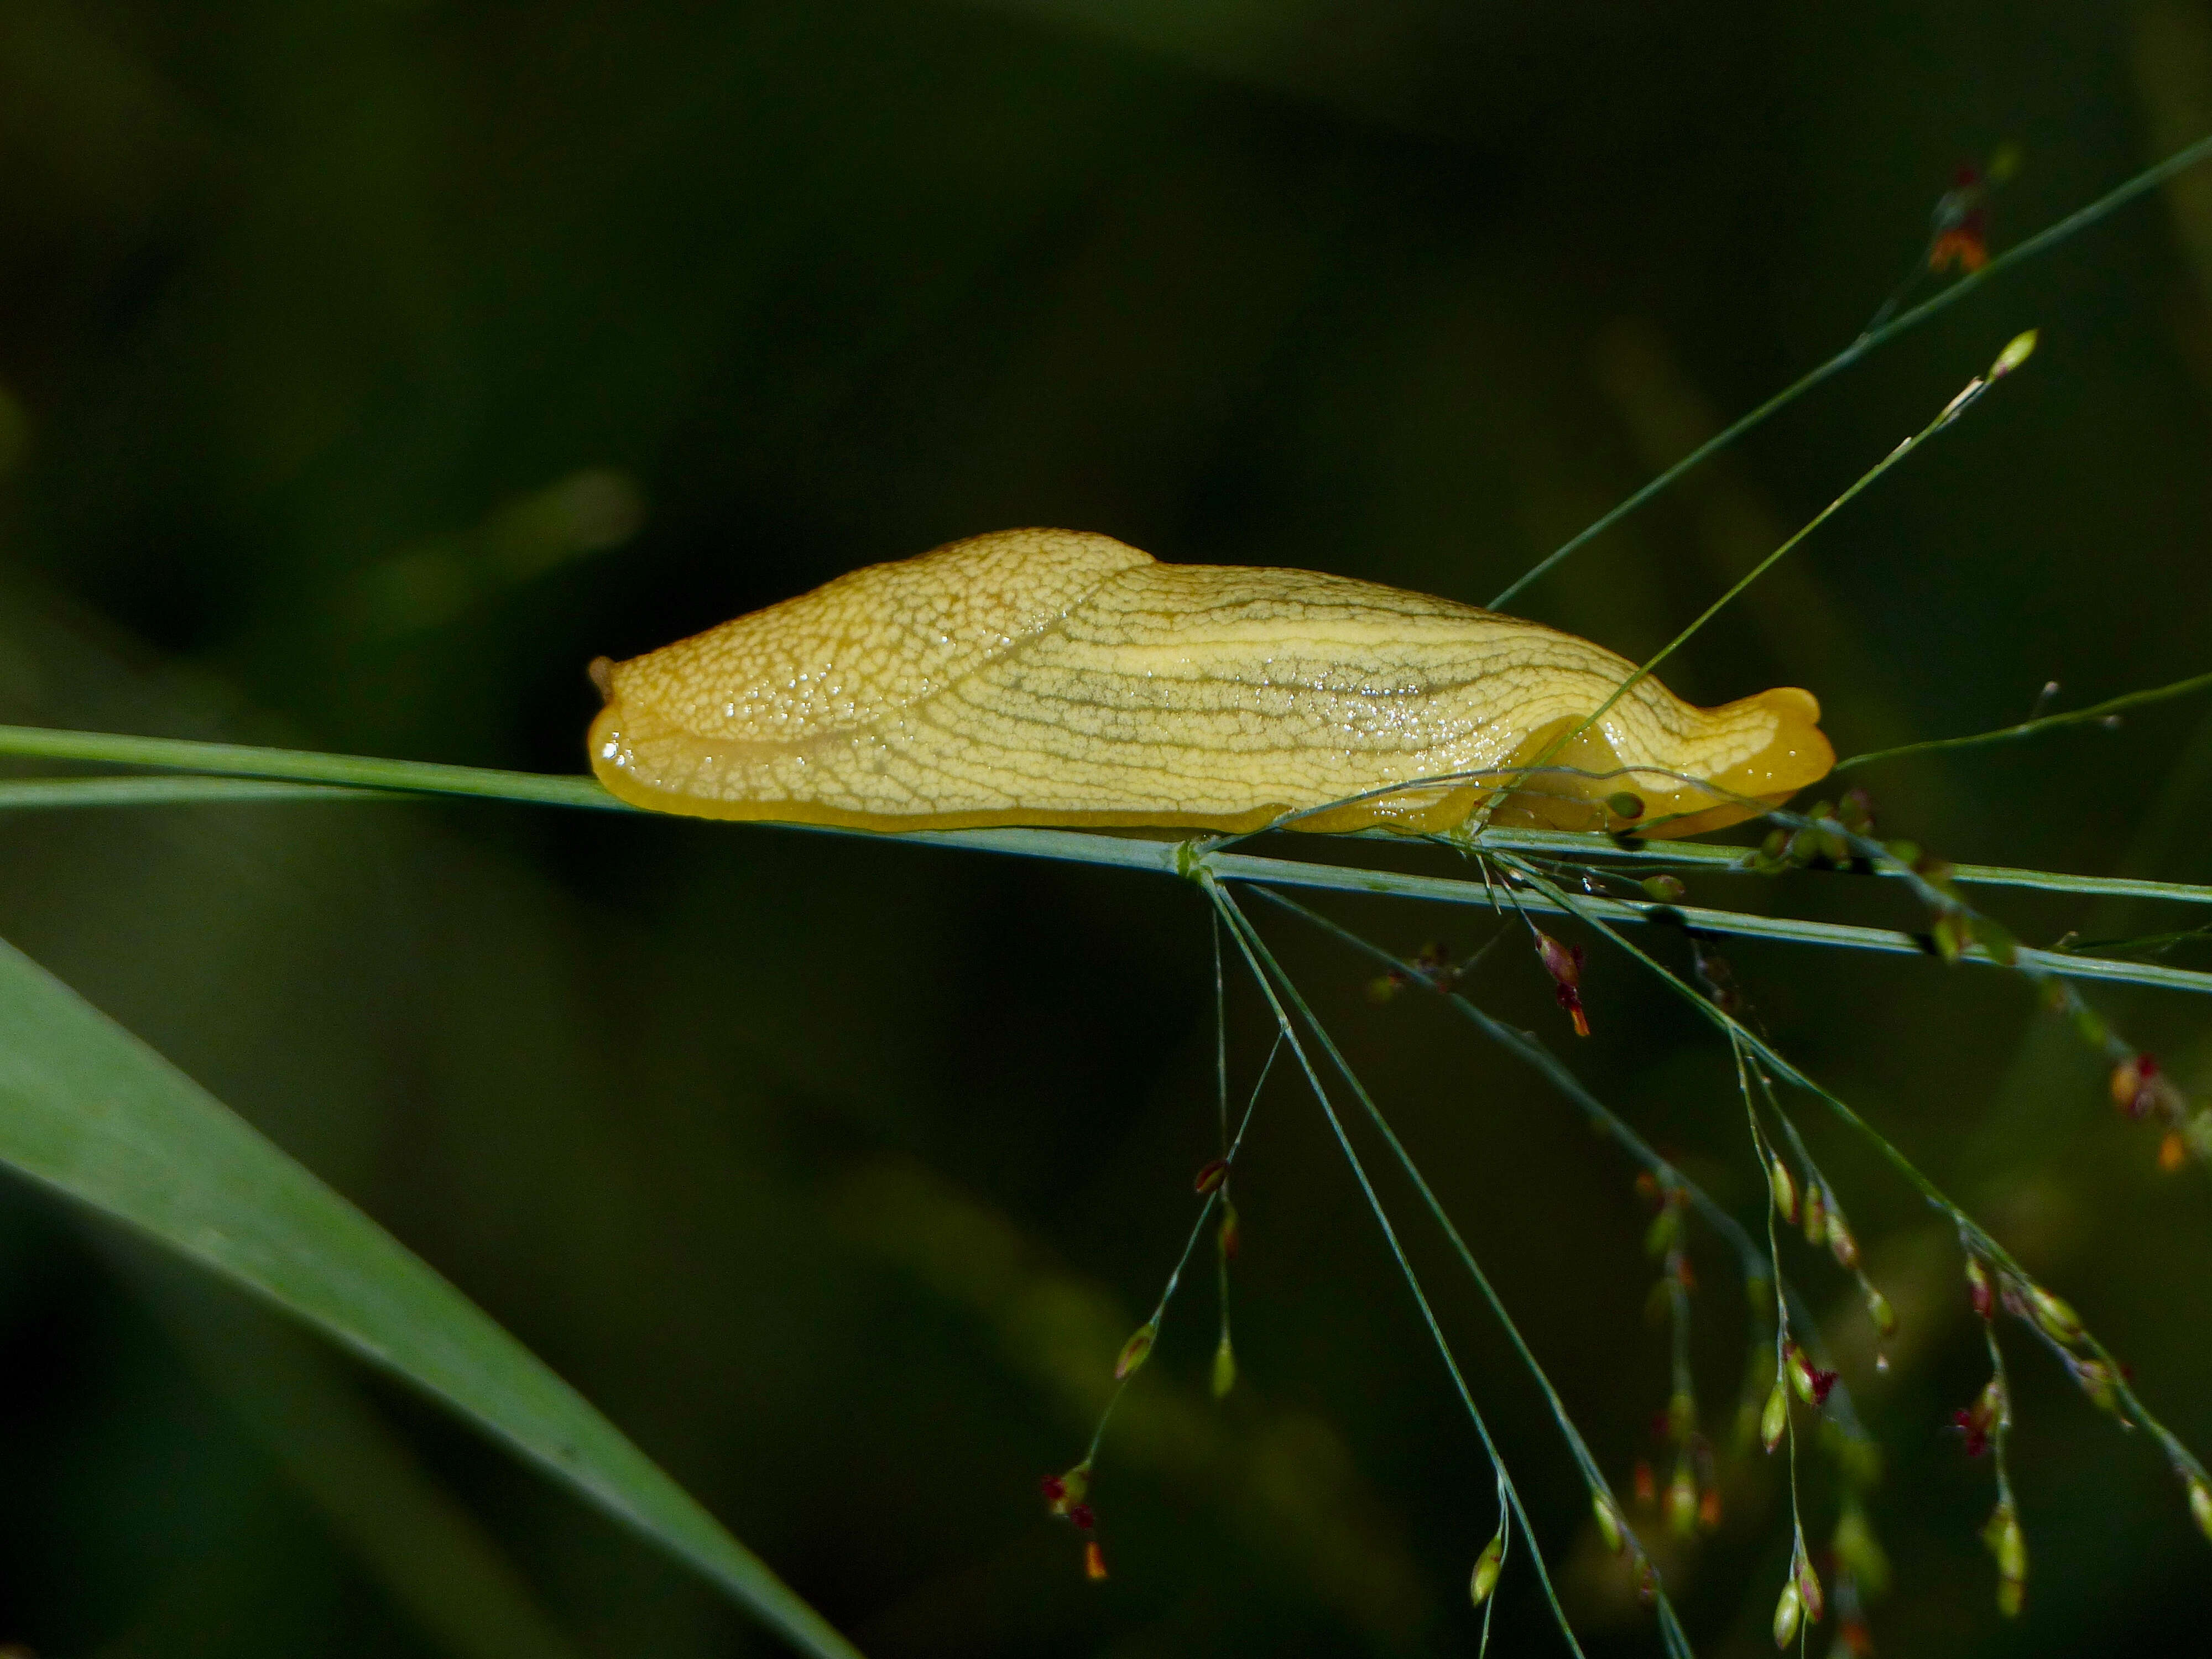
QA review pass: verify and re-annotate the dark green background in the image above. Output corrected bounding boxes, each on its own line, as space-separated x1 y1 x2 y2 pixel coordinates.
1 1 2208 1653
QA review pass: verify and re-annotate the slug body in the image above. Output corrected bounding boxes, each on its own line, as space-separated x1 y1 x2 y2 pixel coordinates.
588 530 1832 838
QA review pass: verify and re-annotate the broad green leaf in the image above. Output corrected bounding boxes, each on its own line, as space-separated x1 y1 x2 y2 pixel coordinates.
0 934 863 1659
141 1276 584 1659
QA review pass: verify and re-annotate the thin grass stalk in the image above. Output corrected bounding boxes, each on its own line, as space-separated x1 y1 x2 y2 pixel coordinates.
1487 126 2212 609
1243 883 1872 1442
1213 883 1699 1659
1498 857 2211 1493
2 726 2207 996
1206 881 1594 1658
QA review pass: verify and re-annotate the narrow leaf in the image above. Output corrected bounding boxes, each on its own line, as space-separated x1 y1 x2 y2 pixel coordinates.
0 936 860 1659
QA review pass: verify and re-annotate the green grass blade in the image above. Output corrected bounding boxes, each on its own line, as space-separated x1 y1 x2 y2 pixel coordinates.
4 726 2212 916
0 934 863 1659
137 1277 585 1659
2 726 2207 968
0 776 392 809
0 723 618 809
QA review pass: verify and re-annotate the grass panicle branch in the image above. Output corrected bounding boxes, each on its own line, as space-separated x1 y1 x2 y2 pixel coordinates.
1214 882 1704 1658
1835 666 2212 775
1206 881 1598 1658
1244 885 1872 1444
1488 127 2212 609
1534 332 2037 779
1496 855 2210 1497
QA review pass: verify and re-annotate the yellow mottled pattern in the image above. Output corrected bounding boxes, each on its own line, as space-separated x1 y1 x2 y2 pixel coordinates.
588 530 1833 837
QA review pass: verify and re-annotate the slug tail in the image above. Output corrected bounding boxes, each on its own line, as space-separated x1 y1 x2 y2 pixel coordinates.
1465 686 1834 840
1647 686 1834 839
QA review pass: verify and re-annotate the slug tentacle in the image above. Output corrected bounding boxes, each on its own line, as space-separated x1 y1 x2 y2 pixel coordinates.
588 529 1833 838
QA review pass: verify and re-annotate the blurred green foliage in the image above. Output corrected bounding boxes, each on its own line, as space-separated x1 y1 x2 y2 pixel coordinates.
1 1 2210 1654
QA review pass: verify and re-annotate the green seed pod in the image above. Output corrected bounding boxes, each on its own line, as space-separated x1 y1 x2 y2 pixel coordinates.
1971 915 2020 966
1785 1344 1819 1406
1990 328 2039 378
1114 1321 1157 1380
1592 1494 1625 1554
1794 1552 1825 1623
1768 1156 1799 1224
1864 1284 1898 1336
2028 1286 2083 1345
1666 1390 1696 1439
1469 1530 1506 1606
1831 1505 1892 1598
1933 910 1971 964
2073 1357 2117 1413
1666 1462 1698 1539
1825 1208 1859 1269
1761 1379 1790 1452
1990 1496 2030 1618
1771 1578 1803 1648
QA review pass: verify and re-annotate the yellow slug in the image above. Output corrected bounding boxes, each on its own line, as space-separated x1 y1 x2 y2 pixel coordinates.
587 529 1832 838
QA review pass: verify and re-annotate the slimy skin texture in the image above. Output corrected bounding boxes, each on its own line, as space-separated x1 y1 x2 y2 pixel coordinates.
588 530 1833 838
